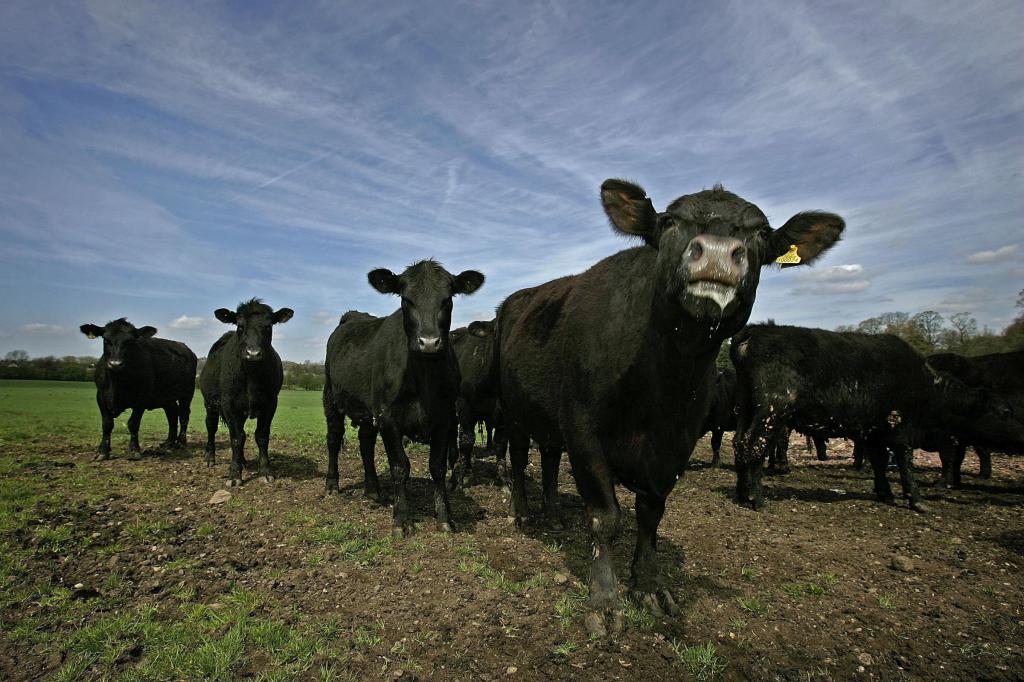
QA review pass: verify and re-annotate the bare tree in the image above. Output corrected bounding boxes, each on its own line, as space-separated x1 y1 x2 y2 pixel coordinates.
910 310 945 347
948 312 978 348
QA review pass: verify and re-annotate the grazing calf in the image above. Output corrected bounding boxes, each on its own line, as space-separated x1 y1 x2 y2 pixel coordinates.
323 260 484 536
200 299 293 486
80 319 196 460
731 326 1024 512
498 179 844 635
699 367 737 467
925 351 1024 487
450 320 507 489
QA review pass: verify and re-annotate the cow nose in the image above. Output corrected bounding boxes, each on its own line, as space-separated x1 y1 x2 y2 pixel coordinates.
685 235 746 285
107 359 123 369
417 336 442 353
245 348 262 360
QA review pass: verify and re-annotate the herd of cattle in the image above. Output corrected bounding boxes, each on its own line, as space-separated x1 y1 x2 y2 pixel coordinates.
76 179 1024 635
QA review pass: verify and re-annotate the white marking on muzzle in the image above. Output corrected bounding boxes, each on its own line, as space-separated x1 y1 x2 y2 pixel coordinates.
688 281 736 310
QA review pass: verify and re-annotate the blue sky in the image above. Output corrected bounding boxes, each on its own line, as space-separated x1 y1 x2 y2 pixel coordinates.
1 0 1021 361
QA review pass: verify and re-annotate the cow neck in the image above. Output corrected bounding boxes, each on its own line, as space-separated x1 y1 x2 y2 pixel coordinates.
406 352 449 416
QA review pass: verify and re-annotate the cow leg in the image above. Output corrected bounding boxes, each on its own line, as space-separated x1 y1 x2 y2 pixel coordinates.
380 425 413 538
430 429 456 533
485 421 494 451
323 385 344 493
507 427 530 527
734 411 777 510
937 438 959 489
868 442 895 504
572 449 623 637
126 408 144 460
540 442 563 530
96 405 114 461
450 405 475 492
254 402 276 483
492 423 510 490
176 398 190 448
814 435 828 461
709 429 723 467
160 405 178 449
226 417 246 486
892 444 928 513
975 445 992 479
204 404 219 467
358 424 382 502
852 440 866 470
767 427 791 475
629 491 679 618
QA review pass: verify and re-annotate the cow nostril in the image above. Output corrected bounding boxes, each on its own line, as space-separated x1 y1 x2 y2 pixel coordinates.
731 245 746 266
688 241 704 262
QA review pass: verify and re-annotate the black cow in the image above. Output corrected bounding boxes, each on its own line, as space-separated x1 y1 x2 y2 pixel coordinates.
731 325 1024 512
497 179 844 635
699 367 737 467
450 319 507 490
200 299 293 485
323 260 484 536
79 319 197 460
925 351 1024 487
765 428 830 474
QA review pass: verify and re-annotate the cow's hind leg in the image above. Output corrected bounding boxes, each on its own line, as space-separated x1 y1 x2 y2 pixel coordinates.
358 423 382 502
540 441 564 530
449 404 474 492
323 385 344 493
506 426 530 528
176 398 190 448
710 428 723 467
892 444 928 513
204 403 219 467
629 491 679 618
868 441 895 504
160 405 179 450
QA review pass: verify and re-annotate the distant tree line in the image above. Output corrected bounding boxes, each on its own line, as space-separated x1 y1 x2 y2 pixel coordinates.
2 351 329 389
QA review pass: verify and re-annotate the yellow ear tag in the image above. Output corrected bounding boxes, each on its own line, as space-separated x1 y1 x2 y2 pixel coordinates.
87 333 97 339
775 244 801 265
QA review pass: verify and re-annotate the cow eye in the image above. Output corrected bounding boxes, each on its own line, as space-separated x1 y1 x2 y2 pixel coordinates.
660 214 677 228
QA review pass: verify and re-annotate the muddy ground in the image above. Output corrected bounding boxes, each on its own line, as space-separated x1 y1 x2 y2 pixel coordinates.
1 434 1022 681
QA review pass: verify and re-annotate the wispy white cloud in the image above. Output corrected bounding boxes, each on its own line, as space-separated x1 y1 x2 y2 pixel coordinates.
966 244 1019 264
168 315 209 330
17 323 64 335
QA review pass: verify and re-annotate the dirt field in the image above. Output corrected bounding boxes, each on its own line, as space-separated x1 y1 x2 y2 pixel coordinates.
1 423 1022 681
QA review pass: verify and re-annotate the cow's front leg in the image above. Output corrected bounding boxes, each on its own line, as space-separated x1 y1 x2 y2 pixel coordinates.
380 425 413 538
226 417 246 486
430 429 455 532
126 408 144 460
629 491 679 618
254 404 276 483
96 406 114 461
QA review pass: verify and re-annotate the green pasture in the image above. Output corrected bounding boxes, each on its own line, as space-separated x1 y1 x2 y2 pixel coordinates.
0 379 329 447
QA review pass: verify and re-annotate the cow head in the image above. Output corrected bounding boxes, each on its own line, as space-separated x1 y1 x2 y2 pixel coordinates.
214 299 293 362
80 318 157 372
368 260 484 356
600 179 844 337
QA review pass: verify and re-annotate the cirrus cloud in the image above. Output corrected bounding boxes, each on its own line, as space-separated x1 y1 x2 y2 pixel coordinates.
966 244 1019 264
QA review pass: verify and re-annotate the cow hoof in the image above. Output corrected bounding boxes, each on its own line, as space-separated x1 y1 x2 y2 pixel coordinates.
392 524 414 539
437 521 454 534
228 478 243 487
910 501 931 514
128 452 142 461
260 474 275 484
205 458 216 468
506 515 528 530
94 452 110 462
583 611 607 637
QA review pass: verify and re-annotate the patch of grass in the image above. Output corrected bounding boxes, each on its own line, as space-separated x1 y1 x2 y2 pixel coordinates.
780 581 827 598
552 640 578 656
544 540 563 554
878 594 897 610
621 598 656 630
352 626 383 649
554 584 589 629
815 572 839 587
740 566 757 582
670 640 727 681
196 524 215 538
312 521 393 564
306 551 324 567
409 560 424 575
729 616 747 631
123 518 172 542
736 596 768 616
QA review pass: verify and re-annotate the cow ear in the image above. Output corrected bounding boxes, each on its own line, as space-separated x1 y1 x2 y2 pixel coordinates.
80 324 104 339
137 326 158 338
767 211 845 268
272 308 294 324
215 308 237 324
453 270 485 296
368 268 400 295
468 320 491 337
601 179 658 243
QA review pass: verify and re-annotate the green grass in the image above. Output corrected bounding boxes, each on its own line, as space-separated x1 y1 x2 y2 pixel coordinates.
669 640 727 681
736 596 768 616
0 379 334 447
